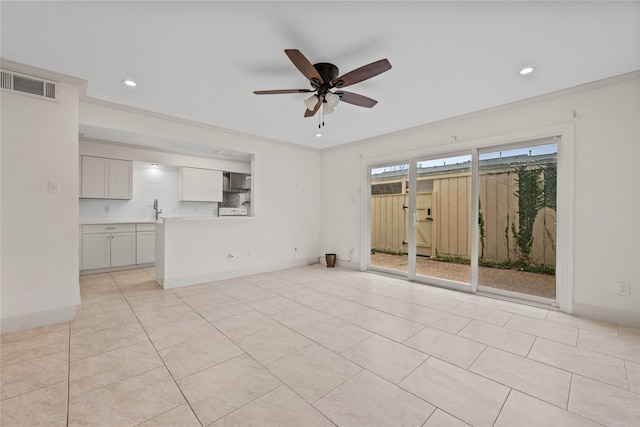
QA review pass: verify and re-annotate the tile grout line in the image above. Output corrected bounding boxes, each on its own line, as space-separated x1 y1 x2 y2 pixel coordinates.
526 337 633 390
491 388 513 427
352 357 441 422
395 355 431 387
525 335 538 358
66 320 71 426
623 360 633 393
566 372 574 411
111 271 206 427
463 347 578 413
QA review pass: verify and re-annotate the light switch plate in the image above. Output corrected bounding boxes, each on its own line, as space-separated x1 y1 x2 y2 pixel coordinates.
48 180 61 194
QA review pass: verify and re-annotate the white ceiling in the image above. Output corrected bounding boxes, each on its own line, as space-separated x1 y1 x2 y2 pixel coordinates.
2 1 639 150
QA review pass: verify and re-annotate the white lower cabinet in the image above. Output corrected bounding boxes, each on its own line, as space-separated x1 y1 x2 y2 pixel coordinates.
110 232 136 267
81 224 137 271
82 233 111 270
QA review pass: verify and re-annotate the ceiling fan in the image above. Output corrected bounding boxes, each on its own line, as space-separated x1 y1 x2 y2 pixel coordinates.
254 49 392 118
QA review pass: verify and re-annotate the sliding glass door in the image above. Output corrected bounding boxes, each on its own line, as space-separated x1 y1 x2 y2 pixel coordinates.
413 154 472 286
370 163 409 276
368 138 560 305
477 142 557 301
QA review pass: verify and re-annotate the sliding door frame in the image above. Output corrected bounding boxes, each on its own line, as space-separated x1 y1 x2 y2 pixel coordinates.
361 124 575 313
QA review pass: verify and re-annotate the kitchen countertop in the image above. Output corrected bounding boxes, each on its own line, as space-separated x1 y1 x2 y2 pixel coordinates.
80 220 161 225
161 216 254 221
81 216 255 225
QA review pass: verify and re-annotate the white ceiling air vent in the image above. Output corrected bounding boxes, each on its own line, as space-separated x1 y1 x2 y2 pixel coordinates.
0 69 59 102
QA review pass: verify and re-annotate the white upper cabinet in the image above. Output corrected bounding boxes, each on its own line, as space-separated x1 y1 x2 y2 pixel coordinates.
80 156 109 198
201 169 223 201
107 159 133 199
80 156 132 199
180 167 202 201
179 167 223 202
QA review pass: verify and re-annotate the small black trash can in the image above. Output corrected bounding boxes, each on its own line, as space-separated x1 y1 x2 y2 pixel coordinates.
325 253 336 268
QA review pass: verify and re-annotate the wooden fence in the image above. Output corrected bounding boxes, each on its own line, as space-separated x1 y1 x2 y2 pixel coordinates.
371 169 556 266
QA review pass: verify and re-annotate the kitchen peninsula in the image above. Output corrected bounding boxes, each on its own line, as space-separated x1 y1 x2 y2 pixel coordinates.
156 216 265 288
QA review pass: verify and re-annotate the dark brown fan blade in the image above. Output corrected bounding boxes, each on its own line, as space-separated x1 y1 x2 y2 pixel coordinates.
285 49 323 84
253 89 313 95
304 99 322 117
334 59 391 88
335 91 378 108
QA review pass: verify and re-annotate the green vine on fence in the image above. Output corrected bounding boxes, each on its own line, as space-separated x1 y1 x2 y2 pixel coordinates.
511 165 544 264
478 198 486 259
543 163 557 211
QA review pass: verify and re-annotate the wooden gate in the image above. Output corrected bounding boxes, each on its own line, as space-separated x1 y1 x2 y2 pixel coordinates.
403 193 434 256
371 193 434 256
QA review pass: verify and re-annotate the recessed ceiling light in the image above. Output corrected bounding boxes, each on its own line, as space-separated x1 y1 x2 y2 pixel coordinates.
150 163 159 167
316 133 322 138
123 79 137 87
519 66 535 75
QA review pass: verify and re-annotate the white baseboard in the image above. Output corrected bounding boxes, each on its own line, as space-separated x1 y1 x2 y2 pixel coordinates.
321 258 360 270
1 305 77 334
160 259 311 289
80 263 154 275
572 302 640 328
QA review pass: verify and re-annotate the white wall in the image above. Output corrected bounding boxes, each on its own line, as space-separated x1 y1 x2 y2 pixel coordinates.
80 100 322 277
320 73 640 326
1 80 82 332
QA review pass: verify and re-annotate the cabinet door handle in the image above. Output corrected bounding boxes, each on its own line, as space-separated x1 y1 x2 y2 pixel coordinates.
105 227 116 230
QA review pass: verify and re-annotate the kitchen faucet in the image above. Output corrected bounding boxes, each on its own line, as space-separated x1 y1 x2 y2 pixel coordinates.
153 199 162 220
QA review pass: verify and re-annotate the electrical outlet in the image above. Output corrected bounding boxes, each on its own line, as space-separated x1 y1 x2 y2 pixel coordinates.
617 282 630 296
247 250 253 259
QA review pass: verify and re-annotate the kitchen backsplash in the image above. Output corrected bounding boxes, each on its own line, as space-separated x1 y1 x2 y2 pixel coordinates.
79 163 218 222
220 191 250 209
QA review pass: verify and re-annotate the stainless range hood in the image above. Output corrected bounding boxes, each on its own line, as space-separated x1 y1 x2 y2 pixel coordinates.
224 173 251 192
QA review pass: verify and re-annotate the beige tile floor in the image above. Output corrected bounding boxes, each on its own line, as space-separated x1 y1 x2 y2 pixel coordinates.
1 265 639 426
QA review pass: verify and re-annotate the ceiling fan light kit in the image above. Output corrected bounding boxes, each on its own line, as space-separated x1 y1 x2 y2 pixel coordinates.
325 92 339 108
254 49 391 127
304 94 318 110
